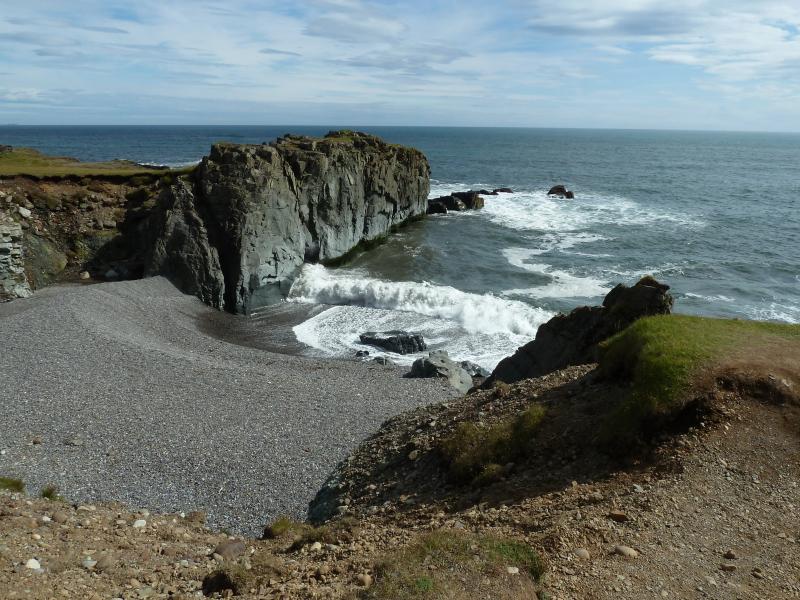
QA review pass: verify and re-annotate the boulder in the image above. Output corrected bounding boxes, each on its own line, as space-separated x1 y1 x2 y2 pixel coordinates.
429 195 467 212
409 350 473 394
359 331 426 355
493 187 513 194
452 191 485 209
427 200 448 215
144 131 430 313
459 360 491 378
355 350 370 358
547 185 574 199
485 276 673 386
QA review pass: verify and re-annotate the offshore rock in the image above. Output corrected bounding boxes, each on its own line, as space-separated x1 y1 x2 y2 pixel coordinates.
548 184 575 199
145 132 430 313
486 276 673 385
359 331 427 355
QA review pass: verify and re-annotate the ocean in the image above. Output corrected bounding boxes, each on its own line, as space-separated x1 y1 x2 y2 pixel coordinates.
2 125 799 369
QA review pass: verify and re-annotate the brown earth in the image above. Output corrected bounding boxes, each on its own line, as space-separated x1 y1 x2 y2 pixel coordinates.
2 362 798 599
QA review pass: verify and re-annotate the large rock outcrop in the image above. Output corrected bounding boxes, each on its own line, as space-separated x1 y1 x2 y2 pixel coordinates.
0 213 32 301
485 276 673 386
145 132 430 313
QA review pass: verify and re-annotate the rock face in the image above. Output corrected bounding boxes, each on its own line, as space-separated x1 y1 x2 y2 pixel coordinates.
486 276 673 386
408 350 473 394
548 185 575 199
144 132 430 313
359 331 427 355
0 214 32 301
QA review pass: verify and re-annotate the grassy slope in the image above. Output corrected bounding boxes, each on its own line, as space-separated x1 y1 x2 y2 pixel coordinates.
0 147 170 177
599 314 800 439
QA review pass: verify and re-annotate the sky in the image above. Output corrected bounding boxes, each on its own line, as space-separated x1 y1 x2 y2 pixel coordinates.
1 0 800 131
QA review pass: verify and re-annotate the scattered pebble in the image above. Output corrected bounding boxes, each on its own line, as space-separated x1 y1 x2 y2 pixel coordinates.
357 573 373 587
507 566 520 575
614 545 638 558
574 548 590 560
132 519 147 529
25 558 41 570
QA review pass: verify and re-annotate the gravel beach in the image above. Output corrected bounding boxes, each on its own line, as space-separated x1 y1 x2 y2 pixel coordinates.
0 278 456 536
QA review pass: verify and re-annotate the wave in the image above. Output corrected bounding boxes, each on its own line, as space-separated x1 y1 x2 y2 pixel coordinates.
502 248 611 299
479 188 703 232
289 264 550 337
288 264 554 368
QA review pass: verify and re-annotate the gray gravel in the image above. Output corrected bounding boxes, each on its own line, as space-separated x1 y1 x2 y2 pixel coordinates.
0 277 456 535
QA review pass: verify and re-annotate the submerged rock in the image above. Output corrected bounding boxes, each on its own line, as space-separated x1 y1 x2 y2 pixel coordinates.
486 276 673 386
359 331 427 355
144 131 430 313
409 350 473 394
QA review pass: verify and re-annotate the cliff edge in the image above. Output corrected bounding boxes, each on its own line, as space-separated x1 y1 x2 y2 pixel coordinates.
144 131 430 313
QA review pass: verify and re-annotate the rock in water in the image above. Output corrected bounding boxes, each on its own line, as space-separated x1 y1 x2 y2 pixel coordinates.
486 276 673 386
451 191 485 209
547 184 575 199
143 131 430 313
409 350 473 394
359 331 427 354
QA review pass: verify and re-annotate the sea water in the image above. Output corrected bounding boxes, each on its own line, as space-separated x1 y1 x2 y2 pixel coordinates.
2 126 798 369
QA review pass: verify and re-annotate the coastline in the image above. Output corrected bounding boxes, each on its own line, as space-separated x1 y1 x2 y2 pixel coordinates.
0 277 457 536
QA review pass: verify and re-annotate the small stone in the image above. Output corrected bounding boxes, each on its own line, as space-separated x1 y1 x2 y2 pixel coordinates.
79 271 90 280
752 568 765 579
32 534 41 540
213 539 246 560
25 558 41 570
633 484 645 493
614 545 638 558
720 564 737 572
40 516 51 523
357 574 373 587
574 548 590 560
52 512 69 524
408 450 420 461
95 555 114 571
32 436 42 445
507 566 520 575
18 207 31 219
704 576 718 587
64 436 84 447
132 519 147 529
310 541 323 551
723 550 737 560
608 510 630 523
82 558 98 569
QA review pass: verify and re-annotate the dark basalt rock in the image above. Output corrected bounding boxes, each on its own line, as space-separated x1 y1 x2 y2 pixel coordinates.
548 185 575 199
359 330 427 355
459 360 491 378
355 350 370 358
494 187 513 194
427 200 448 215
408 350 473 394
451 191 485 209
143 131 430 313
485 276 673 386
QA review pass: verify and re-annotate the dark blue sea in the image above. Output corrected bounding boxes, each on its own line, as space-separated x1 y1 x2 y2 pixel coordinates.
2 125 798 368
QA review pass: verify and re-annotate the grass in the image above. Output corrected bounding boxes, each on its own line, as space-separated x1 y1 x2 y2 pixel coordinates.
0 477 25 492
598 314 800 444
0 147 195 178
41 485 62 501
365 530 544 599
440 404 546 484
262 515 310 540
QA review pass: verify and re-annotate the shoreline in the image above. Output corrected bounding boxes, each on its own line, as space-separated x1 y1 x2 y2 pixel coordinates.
0 277 457 536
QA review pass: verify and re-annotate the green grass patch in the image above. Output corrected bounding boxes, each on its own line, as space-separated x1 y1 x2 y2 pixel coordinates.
599 314 800 444
262 515 310 540
40 485 62 501
0 147 186 178
366 530 544 599
0 477 25 492
441 404 546 484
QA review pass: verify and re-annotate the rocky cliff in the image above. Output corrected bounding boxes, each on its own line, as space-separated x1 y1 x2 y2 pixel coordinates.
144 131 430 313
0 212 31 301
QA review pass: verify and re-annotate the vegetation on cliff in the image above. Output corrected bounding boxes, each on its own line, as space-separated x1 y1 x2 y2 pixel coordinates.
0 147 178 178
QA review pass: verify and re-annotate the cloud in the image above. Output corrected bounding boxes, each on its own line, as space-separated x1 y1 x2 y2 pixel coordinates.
260 48 302 57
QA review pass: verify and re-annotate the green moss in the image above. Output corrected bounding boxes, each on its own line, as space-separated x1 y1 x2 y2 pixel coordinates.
366 530 544 599
441 404 546 484
599 315 800 444
0 477 25 492
288 516 360 551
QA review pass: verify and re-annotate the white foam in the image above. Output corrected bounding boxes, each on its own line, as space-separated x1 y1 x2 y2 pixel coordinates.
288 264 554 368
480 188 703 232
502 248 611 299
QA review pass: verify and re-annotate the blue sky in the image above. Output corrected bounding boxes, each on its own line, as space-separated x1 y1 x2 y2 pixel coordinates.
1 0 800 130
